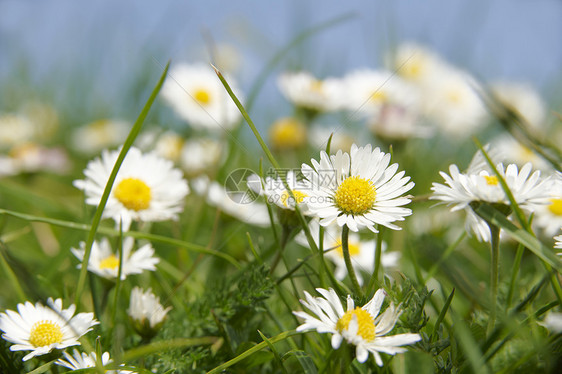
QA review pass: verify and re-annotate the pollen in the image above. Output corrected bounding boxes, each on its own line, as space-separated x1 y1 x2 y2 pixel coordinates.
548 198 562 216
193 88 211 105
29 320 63 347
99 254 120 270
334 176 376 215
484 175 499 186
402 59 423 80
334 240 361 257
336 307 375 342
280 189 308 208
114 177 152 211
269 117 307 150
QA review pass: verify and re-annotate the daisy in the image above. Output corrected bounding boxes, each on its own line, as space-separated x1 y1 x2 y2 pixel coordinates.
389 42 448 86
301 144 414 232
56 348 135 373
293 288 421 365
540 312 562 333
191 175 271 227
71 237 159 280
533 172 562 236
490 81 546 129
431 150 551 241
128 287 171 337
295 220 400 285
278 71 344 113
490 133 551 171
422 67 488 137
73 146 189 230
248 170 312 214
0 298 98 361
268 117 307 151
180 137 224 177
161 62 242 131
70 119 131 155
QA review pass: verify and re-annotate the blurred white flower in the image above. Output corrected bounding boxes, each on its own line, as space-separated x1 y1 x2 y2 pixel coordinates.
490 134 551 171
72 237 159 280
180 137 224 177
0 298 98 361
71 119 131 155
534 172 562 236
296 220 400 285
74 147 189 230
0 142 70 177
161 62 242 131
491 81 547 129
249 170 312 214
268 117 307 150
278 71 344 113
192 175 271 227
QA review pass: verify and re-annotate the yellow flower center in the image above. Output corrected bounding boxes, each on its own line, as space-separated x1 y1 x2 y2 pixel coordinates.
114 178 151 211
310 79 324 93
369 90 387 103
484 175 499 186
447 89 462 104
193 88 211 105
401 59 423 80
29 320 63 347
334 240 361 257
99 254 120 270
280 189 308 208
334 176 376 215
336 307 375 342
269 117 307 150
548 198 562 216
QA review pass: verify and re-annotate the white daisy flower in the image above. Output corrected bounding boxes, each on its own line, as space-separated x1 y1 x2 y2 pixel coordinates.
490 133 551 171
540 312 562 333
71 237 159 280
431 151 551 241
295 220 400 285
128 287 171 335
341 69 419 117
389 42 448 86
56 348 135 373
532 172 562 237
278 71 344 113
0 143 70 177
180 137 224 177
490 81 546 129
422 67 488 137
191 175 271 227
70 119 131 155
0 298 98 361
301 144 414 232
249 170 312 214
268 117 307 151
293 288 421 365
0 114 35 148
73 146 189 230
161 62 242 131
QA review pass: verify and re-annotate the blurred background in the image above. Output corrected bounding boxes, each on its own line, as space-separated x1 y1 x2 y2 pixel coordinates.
1 0 561 128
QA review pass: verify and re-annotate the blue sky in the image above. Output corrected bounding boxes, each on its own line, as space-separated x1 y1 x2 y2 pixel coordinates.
1 0 561 118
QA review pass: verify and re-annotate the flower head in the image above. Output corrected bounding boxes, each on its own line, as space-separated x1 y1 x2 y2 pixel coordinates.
431 149 551 241
71 237 159 280
533 172 562 236
293 288 421 365
249 170 312 214
268 117 307 150
278 71 344 113
56 349 135 373
0 298 98 361
73 147 189 230
161 62 242 131
128 287 171 338
301 144 414 232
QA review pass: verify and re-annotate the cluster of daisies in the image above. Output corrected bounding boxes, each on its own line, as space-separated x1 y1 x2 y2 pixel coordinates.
1 39 561 371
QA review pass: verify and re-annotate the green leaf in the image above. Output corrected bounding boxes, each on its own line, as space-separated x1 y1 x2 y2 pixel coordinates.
284 350 318 374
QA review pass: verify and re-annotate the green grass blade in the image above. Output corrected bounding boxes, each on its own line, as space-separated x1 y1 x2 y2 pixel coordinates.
258 330 289 374
74 62 170 308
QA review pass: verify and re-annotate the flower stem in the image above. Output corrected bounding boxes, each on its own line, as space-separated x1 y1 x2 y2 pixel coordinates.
341 225 362 297
487 223 501 335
